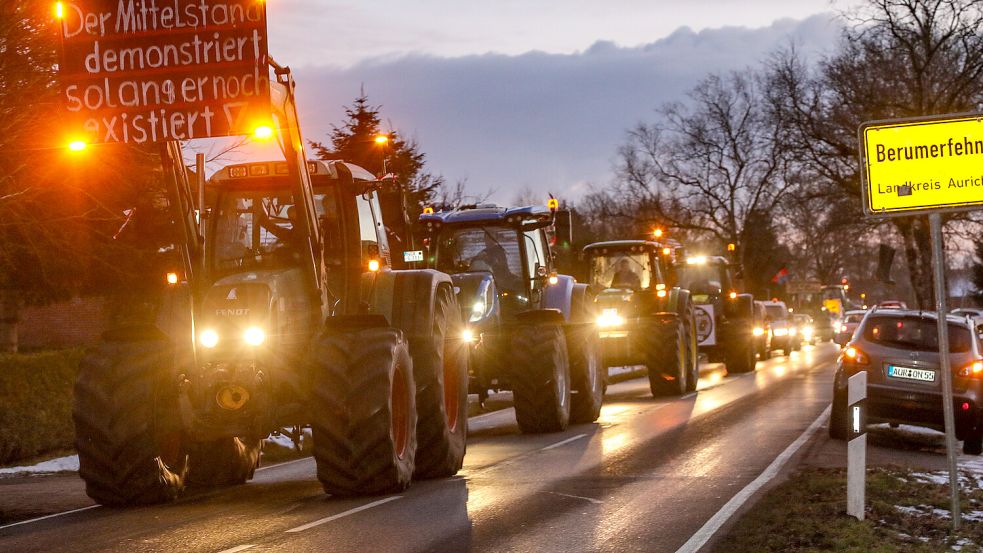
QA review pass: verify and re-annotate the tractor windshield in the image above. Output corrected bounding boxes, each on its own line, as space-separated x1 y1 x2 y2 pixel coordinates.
435 226 523 294
212 188 301 273
675 263 730 298
590 252 651 290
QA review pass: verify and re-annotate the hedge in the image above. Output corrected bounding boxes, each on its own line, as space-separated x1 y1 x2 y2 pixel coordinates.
0 349 83 466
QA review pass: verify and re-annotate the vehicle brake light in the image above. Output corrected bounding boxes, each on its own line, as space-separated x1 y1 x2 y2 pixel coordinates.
962 402 972 411
958 361 983 378
843 346 869 365
840 324 848 332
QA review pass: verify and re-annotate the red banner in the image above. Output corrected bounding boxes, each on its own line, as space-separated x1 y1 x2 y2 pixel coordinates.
58 0 271 144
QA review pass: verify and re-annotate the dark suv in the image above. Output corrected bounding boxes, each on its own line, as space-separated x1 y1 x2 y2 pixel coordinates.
830 309 983 454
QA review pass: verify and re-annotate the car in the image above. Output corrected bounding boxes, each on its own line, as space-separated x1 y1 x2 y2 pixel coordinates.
834 309 866 347
752 301 771 359
829 309 983 455
877 300 907 309
794 314 817 346
761 300 796 356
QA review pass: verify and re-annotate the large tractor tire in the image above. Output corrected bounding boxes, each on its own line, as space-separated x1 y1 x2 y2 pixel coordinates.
724 328 757 374
186 437 262 487
644 320 687 397
510 323 571 433
411 285 469 479
72 330 188 506
311 327 417 496
678 295 699 393
569 326 604 424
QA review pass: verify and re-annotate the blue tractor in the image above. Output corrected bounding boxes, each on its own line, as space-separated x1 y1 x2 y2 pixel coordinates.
420 205 603 432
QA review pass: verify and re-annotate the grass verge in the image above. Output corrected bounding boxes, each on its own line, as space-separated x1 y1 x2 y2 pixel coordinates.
0 349 84 466
714 466 983 552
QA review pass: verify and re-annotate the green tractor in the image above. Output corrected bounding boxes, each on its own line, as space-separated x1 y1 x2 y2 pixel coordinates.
71 63 468 505
584 241 699 396
671 255 757 374
421 205 603 432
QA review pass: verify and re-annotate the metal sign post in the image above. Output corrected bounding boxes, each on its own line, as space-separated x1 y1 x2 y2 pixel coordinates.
847 371 867 521
930 212 962 530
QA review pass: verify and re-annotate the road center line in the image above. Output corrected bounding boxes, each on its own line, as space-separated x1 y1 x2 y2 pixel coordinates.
216 545 256 553
540 433 588 451
674 405 832 553
0 504 100 531
285 496 402 533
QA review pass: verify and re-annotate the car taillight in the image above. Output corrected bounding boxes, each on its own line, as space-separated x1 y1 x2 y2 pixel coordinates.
840 324 848 332
958 361 983 378
842 346 869 365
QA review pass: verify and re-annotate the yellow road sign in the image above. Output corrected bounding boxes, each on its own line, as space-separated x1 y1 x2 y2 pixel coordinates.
860 114 983 216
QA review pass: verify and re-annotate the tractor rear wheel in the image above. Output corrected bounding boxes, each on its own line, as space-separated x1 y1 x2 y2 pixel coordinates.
73 331 187 506
679 297 699 393
187 437 262 487
724 330 757 374
311 327 417 496
511 323 571 433
645 320 687 397
412 285 469 479
569 327 603 424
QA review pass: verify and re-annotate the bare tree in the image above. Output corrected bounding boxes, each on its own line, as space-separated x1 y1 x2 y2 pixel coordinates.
615 70 798 270
767 0 983 307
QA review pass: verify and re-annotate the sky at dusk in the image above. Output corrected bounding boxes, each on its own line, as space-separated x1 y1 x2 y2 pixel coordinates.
217 2 850 202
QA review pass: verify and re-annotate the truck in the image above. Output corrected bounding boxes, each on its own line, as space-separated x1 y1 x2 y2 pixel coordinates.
583 240 699 396
71 61 468 505
420 204 603 432
671 255 757 374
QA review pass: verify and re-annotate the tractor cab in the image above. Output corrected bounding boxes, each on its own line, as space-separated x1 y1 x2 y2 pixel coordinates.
422 205 558 321
583 240 674 319
674 255 736 303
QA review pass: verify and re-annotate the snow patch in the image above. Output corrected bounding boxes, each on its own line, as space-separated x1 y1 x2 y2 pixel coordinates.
951 538 976 551
0 455 79 476
894 504 951 519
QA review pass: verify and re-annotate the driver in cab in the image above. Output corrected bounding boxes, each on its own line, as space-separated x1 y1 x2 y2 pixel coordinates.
610 258 641 289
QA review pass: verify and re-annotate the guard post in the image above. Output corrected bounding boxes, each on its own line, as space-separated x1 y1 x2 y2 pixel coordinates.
847 370 867 521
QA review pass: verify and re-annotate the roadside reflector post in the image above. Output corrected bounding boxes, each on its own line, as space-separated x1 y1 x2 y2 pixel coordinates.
930 212 962 531
847 370 867 521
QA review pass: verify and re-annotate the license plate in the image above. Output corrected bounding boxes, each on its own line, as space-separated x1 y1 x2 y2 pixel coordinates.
887 365 935 383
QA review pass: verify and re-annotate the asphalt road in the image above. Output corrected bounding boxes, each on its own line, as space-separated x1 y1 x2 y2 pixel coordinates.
0 344 839 553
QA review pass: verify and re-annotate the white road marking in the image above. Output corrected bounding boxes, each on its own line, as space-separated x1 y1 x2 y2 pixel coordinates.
285 496 402 533
548 491 603 504
674 405 832 553
540 433 588 451
217 545 256 553
255 456 311 473
469 407 514 422
0 505 100 531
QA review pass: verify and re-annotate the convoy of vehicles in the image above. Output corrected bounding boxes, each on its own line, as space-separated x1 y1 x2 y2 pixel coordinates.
583 240 698 396
793 314 817 346
830 309 983 455
421 205 603 432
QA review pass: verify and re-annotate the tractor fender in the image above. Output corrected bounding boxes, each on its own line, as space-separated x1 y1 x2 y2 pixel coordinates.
667 287 692 317
542 274 576 322
723 293 754 322
569 282 594 323
388 269 455 341
514 308 566 326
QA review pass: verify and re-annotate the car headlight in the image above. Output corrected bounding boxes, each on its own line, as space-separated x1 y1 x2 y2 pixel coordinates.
773 328 789 337
753 327 765 337
597 308 624 328
200 329 219 349
243 326 266 346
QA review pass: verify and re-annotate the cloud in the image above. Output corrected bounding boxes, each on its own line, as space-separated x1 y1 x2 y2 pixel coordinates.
293 14 842 203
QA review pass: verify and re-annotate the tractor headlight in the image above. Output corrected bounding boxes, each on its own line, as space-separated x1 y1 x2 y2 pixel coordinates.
462 328 476 343
753 327 765 337
470 301 485 322
596 308 624 328
243 326 266 346
200 329 219 349
803 326 814 339
773 328 789 337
